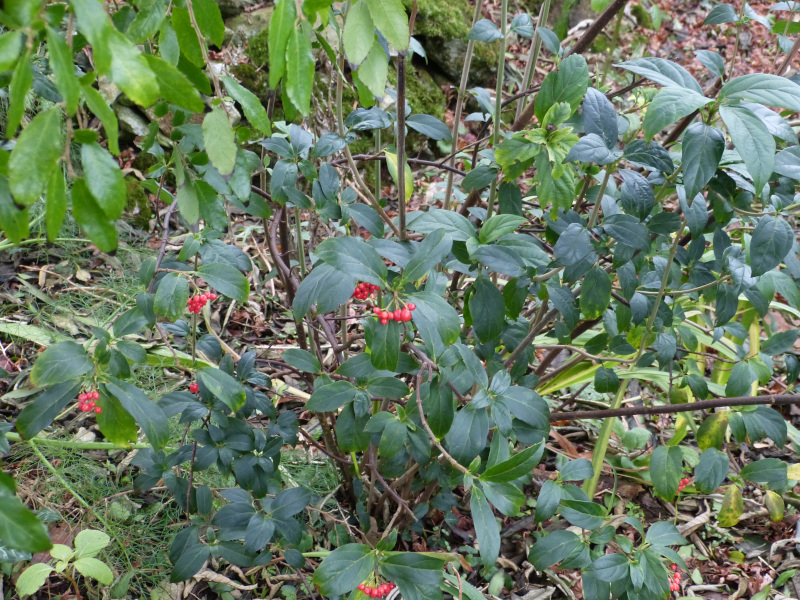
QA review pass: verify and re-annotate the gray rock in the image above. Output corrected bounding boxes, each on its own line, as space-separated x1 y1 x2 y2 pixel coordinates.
217 0 264 19
224 6 273 46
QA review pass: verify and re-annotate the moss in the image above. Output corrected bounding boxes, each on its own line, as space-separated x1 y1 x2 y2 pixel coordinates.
125 178 152 230
404 0 470 39
245 27 269 67
388 64 446 120
229 63 270 104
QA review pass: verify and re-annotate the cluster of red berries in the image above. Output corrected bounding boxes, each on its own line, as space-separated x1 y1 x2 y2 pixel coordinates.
77 391 101 414
352 282 380 301
189 382 199 393
187 292 217 314
372 303 415 326
357 582 395 598
669 564 682 592
677 478 690 493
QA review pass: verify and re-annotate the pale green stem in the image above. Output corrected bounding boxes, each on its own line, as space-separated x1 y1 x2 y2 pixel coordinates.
485 0 509 221
516 0 551 122
583 218 686 497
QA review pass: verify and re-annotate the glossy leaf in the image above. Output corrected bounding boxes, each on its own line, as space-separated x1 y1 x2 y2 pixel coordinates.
8 107 63 206
681 123 724 201
197 263 249 303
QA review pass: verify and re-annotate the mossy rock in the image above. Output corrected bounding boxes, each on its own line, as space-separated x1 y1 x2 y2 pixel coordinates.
224 6 273 46
388 64 446 121
403 0 498 86
230 63 270 104
125 178 152 230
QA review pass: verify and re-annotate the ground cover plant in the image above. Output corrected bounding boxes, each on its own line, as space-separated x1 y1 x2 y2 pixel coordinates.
2 0 800 598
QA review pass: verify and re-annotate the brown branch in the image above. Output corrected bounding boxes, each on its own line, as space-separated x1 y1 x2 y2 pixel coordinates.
565 0 629 58
551 394 800 422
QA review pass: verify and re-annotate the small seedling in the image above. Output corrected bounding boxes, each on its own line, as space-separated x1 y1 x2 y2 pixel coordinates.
15 529 114 598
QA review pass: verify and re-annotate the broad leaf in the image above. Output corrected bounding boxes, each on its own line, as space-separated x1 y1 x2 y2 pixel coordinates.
681 123 724 201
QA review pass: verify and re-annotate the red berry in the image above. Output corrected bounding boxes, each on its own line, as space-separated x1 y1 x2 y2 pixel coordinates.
364 587 372 595
358 584 365 591
392 309 402 321
81 404 90 412
189 382 199 393
209 293 217 300
94 406 102 414
407 302 416 311
78 393 87 401
671 564 678 571
380 319 388 325
373 307 382 314
400 309 412 321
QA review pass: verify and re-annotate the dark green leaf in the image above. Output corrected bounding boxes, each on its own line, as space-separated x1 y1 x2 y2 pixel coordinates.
719 104 774 195
315 237 387 286
750 215 793 276
650 445 682 501
615 57 701 93
8 107 63 206
470 276 505 343
197 367 246 412
286 26 314 116
197 263 249 303
154 273 190 321
401 229 452 283
719 73 800 112
695 447 729 493
467 19 504 42
645 521 687 546
406 114 451 141
365 320 401 371
580 268 612 319
481 443 542 483
71 178 118 251
312 544 377 597
583 88 618 149
470 486 500 566
681 123 724 201
30 341 92 387
534 54 589 124
306 381 358 412
643 88 711 141
105 378 169 448
529 530 581 570
282 348 321 374
16 381 82 439
0 495 52 554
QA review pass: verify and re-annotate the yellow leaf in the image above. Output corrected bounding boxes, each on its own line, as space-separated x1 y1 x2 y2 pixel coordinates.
385 150 412 202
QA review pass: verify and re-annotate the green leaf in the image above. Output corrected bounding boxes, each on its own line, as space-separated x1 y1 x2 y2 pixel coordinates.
0 495 52 554
105 378 169 448
381 553 445 600
583 88 618 149
312 544 377 597
529 530 582 570
286 25 314 116
406 114 451 141
719 104 774 195
71 178 118 251
154 273 190 321
615 57 702 93
697 411 729 450
143 54 204 113
203 107 236 175
467 19 504 42
197 367 246 412
594 367 620 393
16 381 82 439
421 379 454 438
15 563 54 597
481 443 543 483
695 447 729 493
96 392 138 446
0 31 23 71
30 341 92 388
8 107 63 206
315 237 387 286
534 479 562 522
343 0 374 65
643 88 711 141
719 73 800 112
6 55 32 138
408 292 461 357
281 348 321 374
306 380 358 412
74 530 111 558
479 214 527 244
591 553 629 582
559 499 606 530
357 40 389 98
401 229 452 283
45 168 66 242
740 458 788 487
365 319 401 371
762 330 799 355
645 521 687 546
726 361 754 397
268 0 297 88
580 268 612 319
46 27 79 115
704 4 738 24
470 486 500 566
126 0 167 43
650 445 682 501
0 178 29 244
366 0 409 50
171 7 204 66
196 263 249 303
192 0 224 47
718 484 743 527
445 406 489 464
534 54 589 124
81 142 126 220
681 123 724 201
105 29 160 106
469 276 505 343
81 84 120 155
73 557 114 585
750 215 793 276
293 263 357 320
408 208 476 241
169 527 210 582
222 75 271 135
